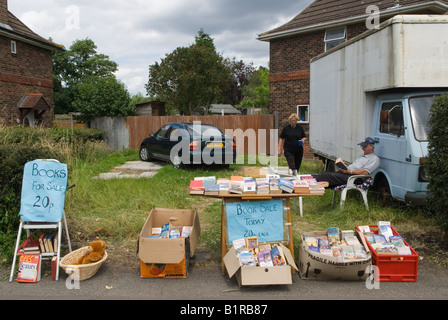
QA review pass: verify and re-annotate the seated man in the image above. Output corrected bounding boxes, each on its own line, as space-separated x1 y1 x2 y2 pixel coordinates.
312 137 380 188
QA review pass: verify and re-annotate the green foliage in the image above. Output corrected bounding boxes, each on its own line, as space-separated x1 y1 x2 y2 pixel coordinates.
0 126 104 145
224 58 256 106
237 66 270 109
72 76 134 121
53 38 122 116
426 94 448 229
146 30 232 115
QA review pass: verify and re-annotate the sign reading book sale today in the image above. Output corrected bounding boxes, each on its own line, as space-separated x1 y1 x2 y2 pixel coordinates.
225 199 285 245
20 160 68 223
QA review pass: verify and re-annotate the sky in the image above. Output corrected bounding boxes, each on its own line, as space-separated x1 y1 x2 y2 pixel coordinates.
9 0 313 96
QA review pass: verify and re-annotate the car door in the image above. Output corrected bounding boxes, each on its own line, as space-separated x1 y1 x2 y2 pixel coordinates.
149 124 171 160
375 100 408 199
161 123 185 160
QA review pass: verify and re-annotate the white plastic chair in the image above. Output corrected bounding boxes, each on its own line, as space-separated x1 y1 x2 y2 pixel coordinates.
332 175 371 210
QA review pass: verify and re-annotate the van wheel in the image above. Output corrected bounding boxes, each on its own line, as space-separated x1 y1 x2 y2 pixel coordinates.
375 176 392 204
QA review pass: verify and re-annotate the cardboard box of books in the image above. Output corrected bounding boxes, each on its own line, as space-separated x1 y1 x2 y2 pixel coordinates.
223 237 298 287
137 208 200 278
298 228 372 281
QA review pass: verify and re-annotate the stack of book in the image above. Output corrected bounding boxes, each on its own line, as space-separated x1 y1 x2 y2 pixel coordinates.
229 176 244 194
18 233 58 255
358 222 413 255
149 222 193 239
217 178 230 195
279 178 294 193
189 174 328 195
242 177 257 194
232 236 286 267
297 175 327 194
304 227 369 260
267 174 282 194
255 177 270 194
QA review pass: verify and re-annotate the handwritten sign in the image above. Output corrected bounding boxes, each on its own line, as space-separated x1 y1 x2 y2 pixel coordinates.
225 199 285 244
19 160 68 222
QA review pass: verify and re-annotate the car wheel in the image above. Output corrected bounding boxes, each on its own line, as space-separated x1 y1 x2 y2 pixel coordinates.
171 154 184 169
139 146 151 162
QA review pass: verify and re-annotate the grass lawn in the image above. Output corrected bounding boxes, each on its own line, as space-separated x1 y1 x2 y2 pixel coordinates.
63 150 444 268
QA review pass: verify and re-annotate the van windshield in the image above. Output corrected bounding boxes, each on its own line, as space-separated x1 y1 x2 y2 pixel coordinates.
408 95 435 142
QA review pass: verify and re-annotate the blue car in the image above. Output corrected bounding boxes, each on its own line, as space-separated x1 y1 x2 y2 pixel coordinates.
139 122 236 168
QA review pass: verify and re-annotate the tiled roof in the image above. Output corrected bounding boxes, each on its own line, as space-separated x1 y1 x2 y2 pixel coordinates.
0 11 62 51
259 0 448 39
18 93 50 110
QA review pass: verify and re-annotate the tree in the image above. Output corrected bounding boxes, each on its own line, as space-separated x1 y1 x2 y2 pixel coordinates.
146 30 231 115
224 58 256 106
72 76 133 121
237 66 270 109
53 38 119 114
426 93 448 242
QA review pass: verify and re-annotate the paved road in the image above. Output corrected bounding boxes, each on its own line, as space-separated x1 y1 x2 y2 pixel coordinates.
2 257 448 300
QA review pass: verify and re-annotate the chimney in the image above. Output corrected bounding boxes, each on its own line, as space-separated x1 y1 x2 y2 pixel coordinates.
0 0 8 25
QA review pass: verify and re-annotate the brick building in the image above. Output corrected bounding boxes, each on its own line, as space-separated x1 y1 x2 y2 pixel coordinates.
0 0 62 127
259 0 448 157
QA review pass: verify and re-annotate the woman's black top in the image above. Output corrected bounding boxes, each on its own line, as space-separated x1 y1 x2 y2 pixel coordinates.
280 124 306 152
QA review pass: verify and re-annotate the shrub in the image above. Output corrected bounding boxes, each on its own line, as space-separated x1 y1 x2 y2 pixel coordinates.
426 93 448 240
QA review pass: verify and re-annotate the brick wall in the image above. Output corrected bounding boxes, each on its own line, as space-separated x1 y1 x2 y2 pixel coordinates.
0 35 54 126
268 22 369 158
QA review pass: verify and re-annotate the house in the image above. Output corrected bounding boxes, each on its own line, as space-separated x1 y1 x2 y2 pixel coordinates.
0 0 62 127
258 0 448 144
135 101 166 116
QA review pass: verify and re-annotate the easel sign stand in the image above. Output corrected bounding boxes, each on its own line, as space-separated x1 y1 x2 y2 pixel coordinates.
9 159 72 282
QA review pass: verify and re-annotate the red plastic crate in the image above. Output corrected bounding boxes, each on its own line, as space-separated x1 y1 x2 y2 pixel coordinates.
356 225 419 282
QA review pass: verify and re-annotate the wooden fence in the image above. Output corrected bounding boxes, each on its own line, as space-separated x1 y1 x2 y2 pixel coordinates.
125 114 276 155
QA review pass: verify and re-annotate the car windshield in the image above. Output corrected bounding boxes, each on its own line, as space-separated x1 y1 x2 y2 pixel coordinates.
186 124 224 138
408 95 436 141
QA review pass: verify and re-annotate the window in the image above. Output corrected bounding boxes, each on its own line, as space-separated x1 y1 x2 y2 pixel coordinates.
296 105 309 123
324 27 346 51
409 95 435 141
379 102 405 136
155 124 171 138
11 40 17 54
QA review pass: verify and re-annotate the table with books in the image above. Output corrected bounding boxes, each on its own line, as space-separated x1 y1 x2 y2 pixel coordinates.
189 174 326 275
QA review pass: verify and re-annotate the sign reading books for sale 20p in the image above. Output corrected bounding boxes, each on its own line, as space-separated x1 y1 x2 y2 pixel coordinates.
20 160 68 223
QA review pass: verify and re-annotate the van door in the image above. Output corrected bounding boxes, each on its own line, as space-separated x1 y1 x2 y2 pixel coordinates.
375 101 408 200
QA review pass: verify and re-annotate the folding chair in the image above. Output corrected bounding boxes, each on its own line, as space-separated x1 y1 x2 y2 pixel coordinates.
9 159 72 282
332 175 372 210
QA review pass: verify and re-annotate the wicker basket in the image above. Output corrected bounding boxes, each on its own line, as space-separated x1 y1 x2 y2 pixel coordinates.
60 246 107 281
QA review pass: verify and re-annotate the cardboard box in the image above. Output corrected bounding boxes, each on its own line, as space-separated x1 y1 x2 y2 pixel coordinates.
298 230 372 281
137 208 200 278
356 225 419 282
223 243 298 286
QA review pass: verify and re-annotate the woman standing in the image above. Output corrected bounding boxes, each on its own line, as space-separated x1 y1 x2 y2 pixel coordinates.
278 113 306 175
